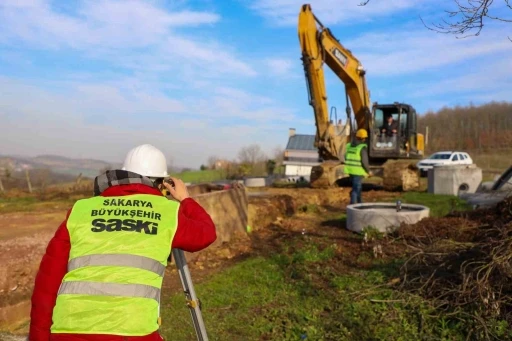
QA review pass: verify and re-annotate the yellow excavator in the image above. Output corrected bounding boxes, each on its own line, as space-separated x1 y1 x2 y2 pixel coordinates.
298 4 425 189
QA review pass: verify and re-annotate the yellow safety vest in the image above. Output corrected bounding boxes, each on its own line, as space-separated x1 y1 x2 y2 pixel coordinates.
344 143 368 176
51 194 179 336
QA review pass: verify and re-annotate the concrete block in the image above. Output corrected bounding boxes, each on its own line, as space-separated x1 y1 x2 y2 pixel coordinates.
346 202 430 234
461 165 512 209
427 164 482 196
244 177 267 187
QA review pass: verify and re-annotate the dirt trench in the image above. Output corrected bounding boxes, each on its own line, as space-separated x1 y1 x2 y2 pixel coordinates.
0 187 393 335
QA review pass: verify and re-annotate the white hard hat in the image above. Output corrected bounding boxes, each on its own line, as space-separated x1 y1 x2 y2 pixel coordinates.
122 144 169 178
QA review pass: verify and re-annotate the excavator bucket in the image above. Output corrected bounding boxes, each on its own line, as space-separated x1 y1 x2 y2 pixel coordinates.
381 160 420 191
310 161 346 188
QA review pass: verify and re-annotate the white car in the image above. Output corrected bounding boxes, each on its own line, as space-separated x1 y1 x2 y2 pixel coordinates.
416 151 473 176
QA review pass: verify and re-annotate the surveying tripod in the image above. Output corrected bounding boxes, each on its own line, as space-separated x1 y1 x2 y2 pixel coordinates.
172 248 209 341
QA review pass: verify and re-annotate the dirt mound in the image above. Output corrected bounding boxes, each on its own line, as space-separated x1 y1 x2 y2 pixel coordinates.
390 197 512 339
382 160 420 191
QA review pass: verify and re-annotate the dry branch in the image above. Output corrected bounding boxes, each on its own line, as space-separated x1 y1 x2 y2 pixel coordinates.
387 198 512 339
359 0 512 39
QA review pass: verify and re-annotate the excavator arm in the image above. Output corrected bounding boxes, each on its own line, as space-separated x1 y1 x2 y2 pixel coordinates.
297 4 422 190
298 3 371 161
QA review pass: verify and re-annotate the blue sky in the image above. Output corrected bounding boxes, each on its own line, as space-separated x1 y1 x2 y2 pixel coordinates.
0 0 511 168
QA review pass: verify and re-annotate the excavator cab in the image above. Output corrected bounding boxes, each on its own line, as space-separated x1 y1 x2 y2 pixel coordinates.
369 102 424 160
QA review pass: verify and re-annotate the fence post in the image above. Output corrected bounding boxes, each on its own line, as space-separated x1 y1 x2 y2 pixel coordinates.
25 169 33 193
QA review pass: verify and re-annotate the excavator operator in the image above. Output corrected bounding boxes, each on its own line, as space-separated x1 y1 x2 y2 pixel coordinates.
380 114 398 137
344 129 373 204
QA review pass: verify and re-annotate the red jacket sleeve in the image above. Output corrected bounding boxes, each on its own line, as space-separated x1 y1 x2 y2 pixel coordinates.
29 210 72 341
171 198 217 252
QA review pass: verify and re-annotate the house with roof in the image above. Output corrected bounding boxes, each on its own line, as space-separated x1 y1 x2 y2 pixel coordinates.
282 128 321 181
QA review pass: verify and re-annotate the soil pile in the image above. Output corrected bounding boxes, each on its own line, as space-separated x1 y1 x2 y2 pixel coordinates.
382 160 420 191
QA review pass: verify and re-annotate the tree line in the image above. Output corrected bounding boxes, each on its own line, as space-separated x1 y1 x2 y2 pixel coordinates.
418 101 512 153
203 144 284 179
203 101 512 179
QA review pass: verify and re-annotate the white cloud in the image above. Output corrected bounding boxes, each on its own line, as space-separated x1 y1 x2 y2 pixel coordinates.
264 58 294 75
248 0 429 26
0 0 255 77
213 87 273 105
409 59 512 99
160 36 257 77
347 28 512 77
0 0 219 48
187 86 297 122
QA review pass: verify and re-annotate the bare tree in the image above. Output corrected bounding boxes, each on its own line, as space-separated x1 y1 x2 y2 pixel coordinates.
207 156 219 169
237 144 267 165
273 146 284 165
166 156 175 174
25 169 33 193
37 169 50 193
359 0 512 39
417 101 512 153
75 173 83 186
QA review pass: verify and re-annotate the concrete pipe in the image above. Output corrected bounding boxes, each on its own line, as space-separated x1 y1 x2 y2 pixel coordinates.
244 177 267 187
457 183 470 195
346 202 430 234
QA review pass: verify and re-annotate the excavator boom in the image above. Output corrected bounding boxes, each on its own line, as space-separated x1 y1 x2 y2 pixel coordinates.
299 4 370 133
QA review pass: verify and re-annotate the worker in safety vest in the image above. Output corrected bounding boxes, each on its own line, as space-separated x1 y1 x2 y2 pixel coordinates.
344 129 373 204
28 144 217 341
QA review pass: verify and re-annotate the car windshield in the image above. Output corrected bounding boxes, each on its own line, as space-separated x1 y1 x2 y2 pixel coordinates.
428 153 451 160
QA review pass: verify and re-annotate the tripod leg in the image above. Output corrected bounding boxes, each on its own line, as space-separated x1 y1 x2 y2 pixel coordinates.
172 248 209 341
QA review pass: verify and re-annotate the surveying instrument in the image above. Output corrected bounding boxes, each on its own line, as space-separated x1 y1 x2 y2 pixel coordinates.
162 178 208 340
172 248 209 341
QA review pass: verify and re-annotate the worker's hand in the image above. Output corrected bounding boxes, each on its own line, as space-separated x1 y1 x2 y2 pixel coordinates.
368 171 374 177
164 177 190 202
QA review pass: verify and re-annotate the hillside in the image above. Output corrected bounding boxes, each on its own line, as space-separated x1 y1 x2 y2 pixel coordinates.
418 101 512 152
0 154 118 179
0 154 190 183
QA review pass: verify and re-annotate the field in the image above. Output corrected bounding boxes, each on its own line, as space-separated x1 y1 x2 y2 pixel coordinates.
170 169 226 183
470 149 512 180
159 191 472 341
0 175 511 340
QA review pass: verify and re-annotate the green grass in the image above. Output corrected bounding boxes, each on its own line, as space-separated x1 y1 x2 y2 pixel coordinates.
471 149 512 173
0 196 78 213
170 170 226 183
383 192 471 217
0 196 38 212
160 238 465 341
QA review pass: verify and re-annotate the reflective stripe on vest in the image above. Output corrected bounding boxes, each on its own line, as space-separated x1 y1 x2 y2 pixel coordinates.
67 254 166 276
51 194 179 336
58 281 161 302
344 143 368 176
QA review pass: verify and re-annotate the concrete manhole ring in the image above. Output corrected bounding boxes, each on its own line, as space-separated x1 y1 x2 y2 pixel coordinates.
346 202 430 234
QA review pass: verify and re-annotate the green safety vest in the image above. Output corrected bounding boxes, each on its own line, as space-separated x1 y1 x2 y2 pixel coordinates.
51 194 179 336
344 143 368 176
